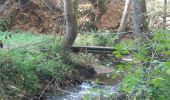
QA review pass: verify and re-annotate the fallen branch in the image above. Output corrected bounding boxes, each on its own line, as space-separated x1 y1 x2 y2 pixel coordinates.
55 81 78 95
38 76 56 100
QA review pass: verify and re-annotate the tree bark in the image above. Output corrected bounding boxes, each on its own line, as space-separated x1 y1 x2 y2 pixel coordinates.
118 0 131 33
132 0 142 50
140 0 148 32
163 0 167 30
63 0 78 51
132 0 148 99
115 0 131 43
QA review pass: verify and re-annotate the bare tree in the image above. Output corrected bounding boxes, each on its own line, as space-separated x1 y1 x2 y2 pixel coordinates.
163 0 167 30
63 0 78 51
118 0 131 33
115 0 131 43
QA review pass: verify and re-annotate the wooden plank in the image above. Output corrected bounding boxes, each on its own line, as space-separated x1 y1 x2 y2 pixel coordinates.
71 46 114 53
72 46 114 50
71 46 137 54
86 50 113 54
78 31 133 35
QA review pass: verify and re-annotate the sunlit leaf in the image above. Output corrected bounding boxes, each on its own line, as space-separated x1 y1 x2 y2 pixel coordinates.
151 77 165 87
164 62 170 68
166 69 170 75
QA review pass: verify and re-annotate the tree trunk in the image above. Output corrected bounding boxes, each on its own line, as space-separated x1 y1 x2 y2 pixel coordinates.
132 0 148 35
132 0 142 50
115 0 131 43
140 0 148 32
63 0 78 51
132 0 148 99
118 0 131 33
163 0 167 30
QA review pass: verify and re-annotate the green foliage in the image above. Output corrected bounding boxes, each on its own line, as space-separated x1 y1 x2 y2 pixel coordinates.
112 42 134 74
0 20 8 32
113 30 170 99
93 33 114 46
0 32 70 99
75 32 116 46
0 31 54 48
112 43 129 58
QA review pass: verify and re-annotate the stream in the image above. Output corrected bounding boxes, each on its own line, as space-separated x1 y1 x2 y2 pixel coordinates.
47 73 120 100
46 57 132 100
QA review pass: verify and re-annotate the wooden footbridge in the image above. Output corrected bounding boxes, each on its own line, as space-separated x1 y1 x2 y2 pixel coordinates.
71 46 114 54
71 31 136 54
71 46 136 54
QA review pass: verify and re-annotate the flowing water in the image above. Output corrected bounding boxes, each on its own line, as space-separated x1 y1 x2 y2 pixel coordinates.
47 73 120 100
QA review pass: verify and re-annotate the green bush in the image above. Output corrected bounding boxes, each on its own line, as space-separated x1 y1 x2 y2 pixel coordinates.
0 20 8 32
113 30 170 99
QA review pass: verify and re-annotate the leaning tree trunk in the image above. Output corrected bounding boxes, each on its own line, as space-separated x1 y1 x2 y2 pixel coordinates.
118 0 131 33
63 0 78 51
163 0 167 30
115 0 131 43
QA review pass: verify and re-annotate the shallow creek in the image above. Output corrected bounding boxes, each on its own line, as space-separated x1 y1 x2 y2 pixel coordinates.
47 72 120 100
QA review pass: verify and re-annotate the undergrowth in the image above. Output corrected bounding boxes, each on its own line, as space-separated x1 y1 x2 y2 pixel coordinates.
0 31 70 99
112 30 170 100
74 33 114 46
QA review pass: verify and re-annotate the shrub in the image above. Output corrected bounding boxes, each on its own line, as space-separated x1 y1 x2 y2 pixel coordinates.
0 33 70 99
112 30 170 99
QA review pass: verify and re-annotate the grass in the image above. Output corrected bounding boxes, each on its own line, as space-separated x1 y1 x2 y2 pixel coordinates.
0 31 69 99
74 33 136 51
0 31 54 50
